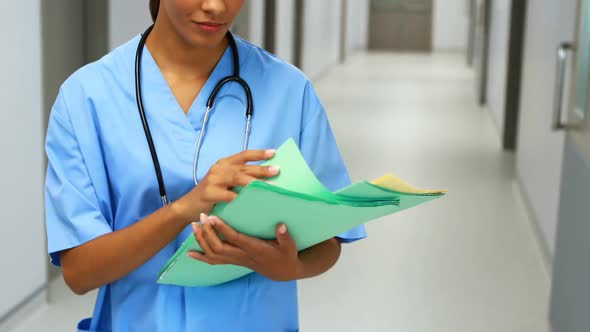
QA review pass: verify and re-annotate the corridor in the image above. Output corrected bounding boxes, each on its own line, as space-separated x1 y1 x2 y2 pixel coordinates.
299 51 551 332
8 51 551 332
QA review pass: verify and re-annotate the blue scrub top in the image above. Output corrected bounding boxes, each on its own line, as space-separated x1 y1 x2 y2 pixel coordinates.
45 33 366 332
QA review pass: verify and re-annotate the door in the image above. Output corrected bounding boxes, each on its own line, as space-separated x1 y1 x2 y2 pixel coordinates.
516 0 578 259
502 0 527 150
467 0 477 66
42 0 84 283
473 0 491 105
368 0 433 51
42 0 109 286
550 1 590 330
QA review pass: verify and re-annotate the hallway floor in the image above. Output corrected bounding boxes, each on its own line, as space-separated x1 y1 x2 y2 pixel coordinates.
300 52 551 332
8 52 551 332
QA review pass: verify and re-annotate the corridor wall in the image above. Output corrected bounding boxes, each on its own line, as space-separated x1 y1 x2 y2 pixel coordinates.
301 0 343 79
0 0 47 323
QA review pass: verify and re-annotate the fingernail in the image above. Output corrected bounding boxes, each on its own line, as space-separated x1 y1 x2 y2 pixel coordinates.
268 166 280 175
279 224 287 234
192 222 199 233
208 216 215 226
266 149 276 157
201 213 208 225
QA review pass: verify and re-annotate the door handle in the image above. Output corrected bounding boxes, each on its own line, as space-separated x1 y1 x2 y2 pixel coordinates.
553 42 574 130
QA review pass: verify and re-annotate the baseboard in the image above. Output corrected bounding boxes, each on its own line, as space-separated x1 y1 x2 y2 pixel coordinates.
512 179 553 280
0 284 48 331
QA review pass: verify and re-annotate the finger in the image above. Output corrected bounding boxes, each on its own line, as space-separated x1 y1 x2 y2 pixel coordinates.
211 172 257 188
199 214 247 261
276 223 297 253
209 216 260 252
225 149 276 165
200 214 226 255
195 214 214 256
241 165 280 179
208 216 250 256
227 173 259 188
201 215 246 260
188 250 215 265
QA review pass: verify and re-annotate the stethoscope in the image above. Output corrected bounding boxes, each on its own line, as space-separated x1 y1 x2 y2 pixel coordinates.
135 25 254 207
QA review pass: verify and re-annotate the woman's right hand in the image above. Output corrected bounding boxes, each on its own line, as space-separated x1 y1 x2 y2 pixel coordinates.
60 150 278 294
172 149 279 224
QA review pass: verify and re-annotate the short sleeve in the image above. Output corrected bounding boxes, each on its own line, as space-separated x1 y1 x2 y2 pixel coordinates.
45 90 112 266
299 82 367 243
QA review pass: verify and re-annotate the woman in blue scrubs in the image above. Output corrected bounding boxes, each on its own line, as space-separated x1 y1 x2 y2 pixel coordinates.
45 1 366 331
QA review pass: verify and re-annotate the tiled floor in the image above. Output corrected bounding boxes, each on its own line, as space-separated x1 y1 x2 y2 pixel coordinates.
7 52 551 332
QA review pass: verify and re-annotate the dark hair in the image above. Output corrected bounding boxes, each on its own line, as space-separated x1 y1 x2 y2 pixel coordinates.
150 0 159 22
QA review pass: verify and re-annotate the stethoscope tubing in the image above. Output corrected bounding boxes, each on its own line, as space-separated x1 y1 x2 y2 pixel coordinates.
135 25 253 207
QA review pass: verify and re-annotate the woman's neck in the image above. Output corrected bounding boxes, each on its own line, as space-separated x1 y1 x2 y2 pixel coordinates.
145 18 228 80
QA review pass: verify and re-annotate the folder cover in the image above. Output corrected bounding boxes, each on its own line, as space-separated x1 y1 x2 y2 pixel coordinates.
157 138 446 286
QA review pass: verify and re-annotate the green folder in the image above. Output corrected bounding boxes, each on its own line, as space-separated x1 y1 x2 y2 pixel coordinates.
157 138 446 287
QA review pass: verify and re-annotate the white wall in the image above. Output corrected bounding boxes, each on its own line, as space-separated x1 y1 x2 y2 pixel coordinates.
517 0 578 256
346 0 370 52
275 0 295 63
433 0 469 50
0 0 47 320
486 0 511 129
109 0 152 50
302 0 343 79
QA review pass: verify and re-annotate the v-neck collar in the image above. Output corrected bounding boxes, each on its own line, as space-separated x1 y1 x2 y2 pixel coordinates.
139 37 236 133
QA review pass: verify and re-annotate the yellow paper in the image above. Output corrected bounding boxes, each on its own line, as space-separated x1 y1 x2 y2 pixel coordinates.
371 174 447 195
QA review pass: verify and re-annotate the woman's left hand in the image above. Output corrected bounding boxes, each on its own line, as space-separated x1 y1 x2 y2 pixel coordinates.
188 214 303 282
